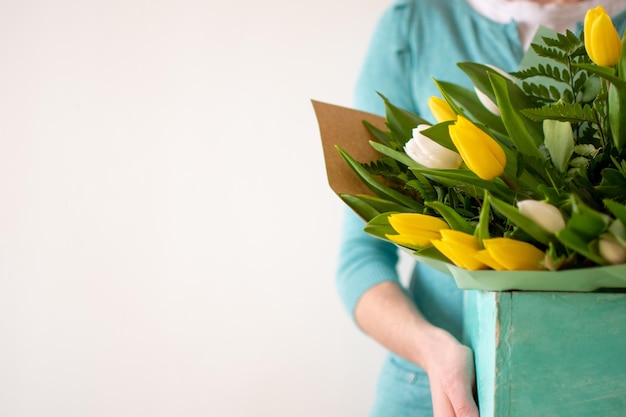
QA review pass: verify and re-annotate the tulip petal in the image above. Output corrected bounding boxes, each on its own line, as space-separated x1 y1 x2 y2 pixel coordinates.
474 250 507 271
474 87 500 116
432 230 488 270
599 233 626 265
405 126 463 169
517 200 566 234
483 238 545 270
386 232 441 249
448 116 506 180
472 64 516 117
427 96 457 123
388 213 449 235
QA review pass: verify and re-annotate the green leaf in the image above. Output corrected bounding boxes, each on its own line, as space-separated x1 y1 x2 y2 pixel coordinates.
617 30 626 82
432 78 464 116
340 194 416 221
530 44 568 64
568 212 607 239
489 196 553 245
457 62 499 103
460 62 540 113
363 120 394 148
489 73 545 159
410 168 516 203
573 63 626 89
514 63 570 82
567 198 609 240
379 94 429 145
363 212 398 241
573 144 598 157
475 191 491 244
405 172 438 201
368 141 420 168
516 153 560 190
596 168 626 199
339 194 381 221
556 228 606 265
604 199 626 226
425 201 475 234
543 119 574 172
580 74 601 103
337 146 424 211
542 29 583 54
419 121 455 151
501 145 542 190
608 81 626 150
521 102 597 123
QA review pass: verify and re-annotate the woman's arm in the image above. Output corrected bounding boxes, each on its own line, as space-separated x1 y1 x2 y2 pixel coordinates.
355 281 478 417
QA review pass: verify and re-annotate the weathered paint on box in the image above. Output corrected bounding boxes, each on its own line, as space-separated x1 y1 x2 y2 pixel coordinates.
463 291 626 417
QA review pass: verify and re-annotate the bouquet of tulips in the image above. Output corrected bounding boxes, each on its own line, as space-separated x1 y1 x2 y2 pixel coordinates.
320 6 626 290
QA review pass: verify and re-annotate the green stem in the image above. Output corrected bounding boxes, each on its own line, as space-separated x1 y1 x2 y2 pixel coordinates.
567 56 577 104
500 173 533 200
595 79 609 148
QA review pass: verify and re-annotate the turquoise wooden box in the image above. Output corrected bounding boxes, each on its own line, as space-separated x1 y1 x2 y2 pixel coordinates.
463 290 626 417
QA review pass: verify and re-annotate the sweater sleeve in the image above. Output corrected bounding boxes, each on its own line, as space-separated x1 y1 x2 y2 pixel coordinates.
353 0 417 116
336 208 400 317
336 0 416 318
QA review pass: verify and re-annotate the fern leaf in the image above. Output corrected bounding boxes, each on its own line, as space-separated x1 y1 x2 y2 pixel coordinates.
542 30 582 54
363 158 400 178
512 65 569 84
521 103 597 123
405 172 437 201
573 144 599 157
531 44 568 64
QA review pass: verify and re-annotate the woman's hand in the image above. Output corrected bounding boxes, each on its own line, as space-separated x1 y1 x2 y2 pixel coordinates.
423 331 479 417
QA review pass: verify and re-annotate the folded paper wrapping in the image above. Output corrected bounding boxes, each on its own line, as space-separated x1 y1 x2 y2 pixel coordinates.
312 100 385 198
403 246 626 291
312 99 626 292
451 263 626 291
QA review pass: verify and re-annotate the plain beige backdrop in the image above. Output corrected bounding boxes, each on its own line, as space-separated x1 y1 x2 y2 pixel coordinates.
0 0 391 415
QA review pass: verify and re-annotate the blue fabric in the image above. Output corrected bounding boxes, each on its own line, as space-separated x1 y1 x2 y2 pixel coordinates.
336 0 626 415
369 356 433 417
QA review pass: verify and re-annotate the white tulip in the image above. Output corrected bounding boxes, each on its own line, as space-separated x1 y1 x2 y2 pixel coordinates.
599 233 626 265
475 65 516 116
517 200 566 234
404 125 462 169
475 87 501 116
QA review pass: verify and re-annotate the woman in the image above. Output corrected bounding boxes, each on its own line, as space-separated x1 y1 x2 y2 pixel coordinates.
338 1 626 416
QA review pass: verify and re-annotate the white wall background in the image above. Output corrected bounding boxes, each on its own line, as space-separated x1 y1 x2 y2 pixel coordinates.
0 0 391 416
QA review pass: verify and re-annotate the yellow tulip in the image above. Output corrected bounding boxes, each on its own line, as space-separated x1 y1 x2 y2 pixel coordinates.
427 97 457 123
584 6 622 67
431 230 488 270
386 213 449 248
478 238 545 271
474 250 507 271
448 116 506 180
